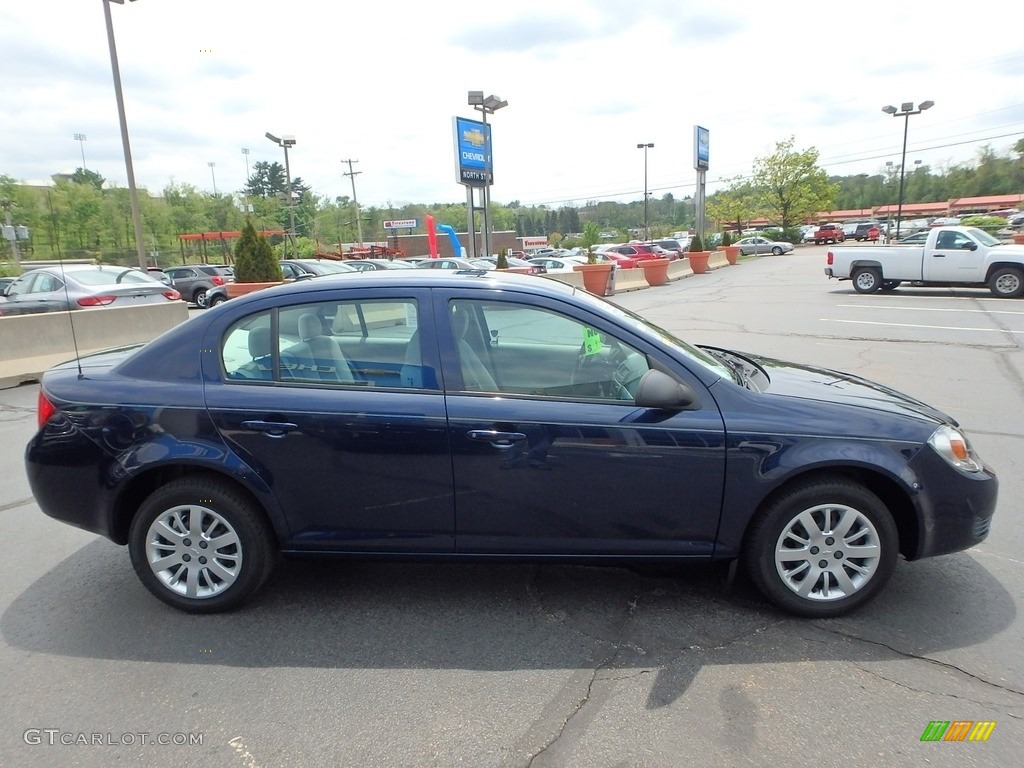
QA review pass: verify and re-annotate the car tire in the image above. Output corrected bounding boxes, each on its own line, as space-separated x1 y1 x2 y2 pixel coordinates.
988 267 1024 298
852 267 882 293
209 294 227 307
194 289 209 309
771 246 784 256
880 280 901 292
743 477 898 618
128 477 276 613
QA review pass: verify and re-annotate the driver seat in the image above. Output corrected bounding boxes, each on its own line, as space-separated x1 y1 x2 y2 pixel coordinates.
451 306 497 392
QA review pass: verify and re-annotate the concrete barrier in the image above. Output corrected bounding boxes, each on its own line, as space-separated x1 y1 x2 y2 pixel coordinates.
0 302 189 388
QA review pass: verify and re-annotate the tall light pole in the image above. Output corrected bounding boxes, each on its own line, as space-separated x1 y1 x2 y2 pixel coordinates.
637 142 654 240
265 132 296 257
207 161 217 195
241 147 250 183
469 91 508 259
102 0 147 270
341 159 363 246
240 147 251 215
882 100 934 240
74 133 88 171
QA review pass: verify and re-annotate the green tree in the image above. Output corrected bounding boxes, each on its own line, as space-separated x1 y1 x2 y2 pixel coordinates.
752 137 838 229
234 218 281 282
71 168 105 190
581 221 601 250
707 179 762 233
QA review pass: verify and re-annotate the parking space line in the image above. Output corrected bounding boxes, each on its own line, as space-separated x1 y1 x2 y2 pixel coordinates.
820 319 1024 333
838 304 1024 316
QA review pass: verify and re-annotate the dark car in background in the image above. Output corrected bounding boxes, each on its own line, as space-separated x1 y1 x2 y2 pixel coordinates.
25 271 995 618
0 264 180 315
164 264 234 308
202 259 359 307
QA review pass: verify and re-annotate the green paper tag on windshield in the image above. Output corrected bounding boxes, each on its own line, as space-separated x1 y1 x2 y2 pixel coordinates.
583 327 603 356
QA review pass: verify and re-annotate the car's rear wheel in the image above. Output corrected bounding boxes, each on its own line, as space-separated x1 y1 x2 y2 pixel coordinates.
194 289 209 308
209 294 228 307
852 267 882 293
744 477 898 617
988 267 1024 298
129 477 276 613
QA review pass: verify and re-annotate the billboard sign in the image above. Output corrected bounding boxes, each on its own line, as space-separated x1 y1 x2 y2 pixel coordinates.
694 125 709 171
383 219 418 230
453 116 493 187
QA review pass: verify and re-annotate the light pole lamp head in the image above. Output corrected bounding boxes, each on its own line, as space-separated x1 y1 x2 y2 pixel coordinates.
281 135 296 148
900 101 915 112
265 132 281 145
468 91 484 106
637 142 654 149
919 100 935 111
483 95 507 111
882 105 897 115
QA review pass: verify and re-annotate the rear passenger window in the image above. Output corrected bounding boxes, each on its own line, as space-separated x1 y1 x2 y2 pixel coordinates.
221 300 433 389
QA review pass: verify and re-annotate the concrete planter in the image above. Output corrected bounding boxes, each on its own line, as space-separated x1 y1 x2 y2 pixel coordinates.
225 281 283 299
572 263 616 296
687 251 711 274
722 245 741 265
638 259 669 286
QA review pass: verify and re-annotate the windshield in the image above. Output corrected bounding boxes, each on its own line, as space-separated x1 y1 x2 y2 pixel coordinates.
595 299 734 381
966 227 1002 247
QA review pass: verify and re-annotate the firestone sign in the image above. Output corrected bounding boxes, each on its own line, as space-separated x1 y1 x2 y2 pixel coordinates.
383 219 418 229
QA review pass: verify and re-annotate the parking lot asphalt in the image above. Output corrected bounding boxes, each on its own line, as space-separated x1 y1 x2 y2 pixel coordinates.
1 245 1021 767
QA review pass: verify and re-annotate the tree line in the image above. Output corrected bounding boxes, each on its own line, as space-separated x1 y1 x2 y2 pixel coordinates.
2 138 1022 267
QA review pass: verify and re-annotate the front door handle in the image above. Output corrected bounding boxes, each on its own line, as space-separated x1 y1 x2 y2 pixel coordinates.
467 429 527 448
241 420 299 438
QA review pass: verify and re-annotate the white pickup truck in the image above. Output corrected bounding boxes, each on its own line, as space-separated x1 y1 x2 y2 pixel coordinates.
824 226 1024 298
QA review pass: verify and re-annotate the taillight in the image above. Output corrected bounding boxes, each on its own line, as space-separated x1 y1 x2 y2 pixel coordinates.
827 251 834 265
77 295 117 307
163 289 181 300
37 390 56 428
212 276 225 286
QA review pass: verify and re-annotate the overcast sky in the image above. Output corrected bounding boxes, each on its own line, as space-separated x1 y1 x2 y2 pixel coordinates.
3 1 1023 209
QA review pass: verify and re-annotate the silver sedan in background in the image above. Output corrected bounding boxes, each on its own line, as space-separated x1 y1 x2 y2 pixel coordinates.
734 236 795 256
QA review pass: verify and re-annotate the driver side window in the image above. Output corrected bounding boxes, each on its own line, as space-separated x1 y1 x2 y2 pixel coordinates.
449 299 650 401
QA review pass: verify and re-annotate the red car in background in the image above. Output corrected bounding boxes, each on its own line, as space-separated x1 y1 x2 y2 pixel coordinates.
603 243 661 268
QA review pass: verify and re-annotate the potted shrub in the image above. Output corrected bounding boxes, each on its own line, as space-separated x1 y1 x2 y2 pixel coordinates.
637 256 669 286
227 219 283 298
573 250 616 295
721 231 740 265
687 233 710 274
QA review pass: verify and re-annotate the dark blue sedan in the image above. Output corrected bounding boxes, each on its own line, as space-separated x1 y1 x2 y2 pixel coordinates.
25 271 997 616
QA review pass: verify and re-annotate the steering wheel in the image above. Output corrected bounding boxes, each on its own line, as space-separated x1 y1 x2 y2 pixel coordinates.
570 342 632 400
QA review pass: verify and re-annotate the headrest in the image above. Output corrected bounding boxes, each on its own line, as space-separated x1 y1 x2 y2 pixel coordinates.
248 326 272 358
451 306 469 338
299 313 321 341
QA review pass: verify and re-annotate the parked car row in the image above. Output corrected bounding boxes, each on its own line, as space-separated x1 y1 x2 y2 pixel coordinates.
0 265 181 316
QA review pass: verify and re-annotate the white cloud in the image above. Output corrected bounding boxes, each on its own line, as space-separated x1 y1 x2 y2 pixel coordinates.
3 0 1022 208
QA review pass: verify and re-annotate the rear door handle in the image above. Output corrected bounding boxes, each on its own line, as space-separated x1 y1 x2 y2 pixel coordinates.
241 420 299 438
467 429 527 448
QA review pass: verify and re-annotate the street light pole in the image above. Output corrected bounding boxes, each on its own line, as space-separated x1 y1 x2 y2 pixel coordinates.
208 161 217 195
469 91 508 259
637 143 654 240
102 0 148 270
74 133 88 170
882 100 934 240
265 132 297 257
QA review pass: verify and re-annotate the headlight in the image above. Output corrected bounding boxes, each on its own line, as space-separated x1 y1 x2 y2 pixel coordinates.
928 425 982 473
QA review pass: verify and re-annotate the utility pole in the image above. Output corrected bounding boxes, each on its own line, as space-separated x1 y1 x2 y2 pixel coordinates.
1 199 22 265
341 159 363 246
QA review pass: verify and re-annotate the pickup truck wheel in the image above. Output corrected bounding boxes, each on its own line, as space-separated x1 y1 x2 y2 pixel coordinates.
880 280 901 292
988 267 1024 298
852 267 882 293
743 477 898 617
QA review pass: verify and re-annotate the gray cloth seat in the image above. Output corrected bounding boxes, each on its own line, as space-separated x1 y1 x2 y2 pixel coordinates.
283 313 355 383
451 306 497 392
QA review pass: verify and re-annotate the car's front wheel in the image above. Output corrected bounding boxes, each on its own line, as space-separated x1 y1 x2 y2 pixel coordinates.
988 267 1024 298
129 477 276 613
771 246 784 256
209 294 228 307
194 289 209 308
744 477 898 617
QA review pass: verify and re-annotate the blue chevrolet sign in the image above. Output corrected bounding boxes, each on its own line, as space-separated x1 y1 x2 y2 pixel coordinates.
453 116 492 187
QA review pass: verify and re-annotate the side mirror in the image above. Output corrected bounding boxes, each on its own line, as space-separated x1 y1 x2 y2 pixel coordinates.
634 369 700 410
966 242 978 251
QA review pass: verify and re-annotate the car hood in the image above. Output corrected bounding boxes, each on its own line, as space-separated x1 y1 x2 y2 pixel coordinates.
747 353 955 426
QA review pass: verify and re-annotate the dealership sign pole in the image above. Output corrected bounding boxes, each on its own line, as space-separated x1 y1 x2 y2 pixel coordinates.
694 125 709 245
453 116 491 259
